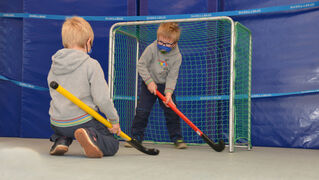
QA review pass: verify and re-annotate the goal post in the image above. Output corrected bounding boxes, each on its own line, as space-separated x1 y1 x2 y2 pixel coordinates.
108 17 252 152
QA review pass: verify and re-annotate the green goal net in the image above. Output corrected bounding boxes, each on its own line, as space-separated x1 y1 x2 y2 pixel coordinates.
108 17 251 152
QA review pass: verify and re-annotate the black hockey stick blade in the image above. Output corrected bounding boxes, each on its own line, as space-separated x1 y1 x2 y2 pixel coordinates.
127 139 160 155
201 133 225 152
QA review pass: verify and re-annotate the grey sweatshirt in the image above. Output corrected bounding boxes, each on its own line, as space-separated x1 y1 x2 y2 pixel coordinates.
138 40 182 94
47 49 119 125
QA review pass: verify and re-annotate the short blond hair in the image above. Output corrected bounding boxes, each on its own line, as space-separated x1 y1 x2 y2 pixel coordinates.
157 22 181 42
61 16 94 48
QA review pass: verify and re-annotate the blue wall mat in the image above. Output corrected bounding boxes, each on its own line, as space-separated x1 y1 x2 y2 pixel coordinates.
232 11 319 94
224 0 315 10
0 0 23 136
252 94 319 149
225 0 319 148
23 0 128 16
140 0 221 15
21 19 62 137
18 0 130 138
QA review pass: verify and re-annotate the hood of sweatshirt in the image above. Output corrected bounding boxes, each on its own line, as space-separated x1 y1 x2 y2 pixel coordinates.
51 48 90 75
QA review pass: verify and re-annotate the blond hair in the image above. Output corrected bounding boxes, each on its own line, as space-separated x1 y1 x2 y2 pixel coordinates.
61 16 94 48
157 22 181 42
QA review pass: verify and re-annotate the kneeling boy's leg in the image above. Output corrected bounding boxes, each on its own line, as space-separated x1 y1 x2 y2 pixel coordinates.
91 120 119 156
74 127 104 158
49 134 73 155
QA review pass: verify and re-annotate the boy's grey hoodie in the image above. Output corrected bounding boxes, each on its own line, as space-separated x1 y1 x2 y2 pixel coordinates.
138 40 182 94
47 49 119 125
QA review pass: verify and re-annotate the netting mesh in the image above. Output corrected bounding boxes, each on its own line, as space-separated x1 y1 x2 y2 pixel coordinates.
234 22 251 147
110 17 251 149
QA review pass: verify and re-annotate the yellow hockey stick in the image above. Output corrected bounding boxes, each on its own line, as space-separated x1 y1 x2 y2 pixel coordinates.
50 81 159 156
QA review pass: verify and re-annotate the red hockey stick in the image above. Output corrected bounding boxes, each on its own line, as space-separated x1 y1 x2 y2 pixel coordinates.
156 90 225 152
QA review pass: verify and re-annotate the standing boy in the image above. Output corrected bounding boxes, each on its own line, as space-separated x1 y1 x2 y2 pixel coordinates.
127 22 187 149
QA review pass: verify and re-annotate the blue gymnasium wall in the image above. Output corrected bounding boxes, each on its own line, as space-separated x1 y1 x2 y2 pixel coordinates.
0 0 133 138
224 0 319 149
0 0 23 137
1 0 319 149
